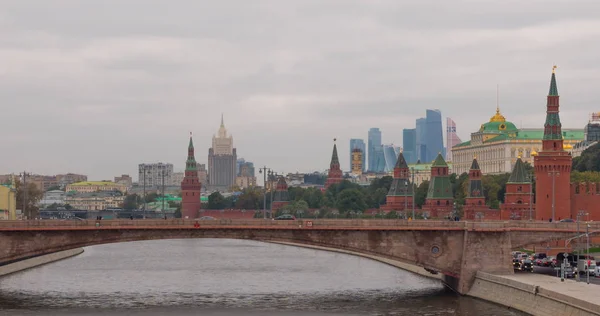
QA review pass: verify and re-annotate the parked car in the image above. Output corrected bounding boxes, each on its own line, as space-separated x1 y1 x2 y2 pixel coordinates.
513 259 522 270
275 214 296 220
199 216 216 220
564 267 575 278
521 259 534 272
559 218 575 223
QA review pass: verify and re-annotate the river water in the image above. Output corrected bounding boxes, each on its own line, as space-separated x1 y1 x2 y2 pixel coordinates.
0 239 526 315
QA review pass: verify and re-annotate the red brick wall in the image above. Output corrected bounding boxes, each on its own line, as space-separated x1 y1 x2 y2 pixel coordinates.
570 182 600 221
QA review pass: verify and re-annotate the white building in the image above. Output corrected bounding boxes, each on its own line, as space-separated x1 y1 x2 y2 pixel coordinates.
138 163 174 187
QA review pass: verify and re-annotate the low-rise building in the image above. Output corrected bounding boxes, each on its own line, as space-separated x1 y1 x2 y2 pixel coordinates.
65 191 125 211
407 162 454 185
236 176 256 189
0 184 17 220
66 181 127 193
114 175 133 188
39 190 66 208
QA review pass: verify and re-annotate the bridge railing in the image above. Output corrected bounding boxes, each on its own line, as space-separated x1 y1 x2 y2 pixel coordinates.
0 219 594 231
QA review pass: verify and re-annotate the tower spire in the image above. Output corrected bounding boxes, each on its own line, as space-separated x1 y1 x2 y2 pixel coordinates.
489 85 506 123
221 113 224 127
549 65 558 96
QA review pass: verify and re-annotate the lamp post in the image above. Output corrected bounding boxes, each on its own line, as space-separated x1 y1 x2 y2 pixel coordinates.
548 169 560 222
529 172 534 221
21 171 28 219
258 166 270 219
161 170 166 218
269 171 277 218
411 167 415 220
587 223 591 284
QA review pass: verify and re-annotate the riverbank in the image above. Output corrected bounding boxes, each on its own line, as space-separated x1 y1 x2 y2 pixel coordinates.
267 241 441 280
469 271 600 316
0 248 84 277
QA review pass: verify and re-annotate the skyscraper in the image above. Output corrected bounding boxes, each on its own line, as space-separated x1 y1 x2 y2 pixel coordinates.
415 118 427 163
382 144 400 172
368 128 384 172
402 128 417 164
208 115 237 191
181 134 201 219
349 139 366 172
425 110 444 163
446 117 462 162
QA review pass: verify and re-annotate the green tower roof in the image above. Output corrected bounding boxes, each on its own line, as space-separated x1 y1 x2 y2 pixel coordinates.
185 135 197 171
394 151 408 169
508 157 530 183
549 67 558 96
188 134 194 149
330 141 340 166
431 153 448 167
470 158 480 170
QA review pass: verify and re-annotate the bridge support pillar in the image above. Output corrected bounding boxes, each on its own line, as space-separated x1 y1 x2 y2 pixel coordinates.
445 229 514 294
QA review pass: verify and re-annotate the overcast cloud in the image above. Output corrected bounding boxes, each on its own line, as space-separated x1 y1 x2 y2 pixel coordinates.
2 0 600 181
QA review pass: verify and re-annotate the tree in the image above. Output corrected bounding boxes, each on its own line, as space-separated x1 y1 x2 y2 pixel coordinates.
414 180 429 207
573 143 600 172
235 187 262 209
482 175 502 209
123 194 142 210
14 179 43 219
145 192 159 203
571 171 600 183
451 173 469 205
207 192 226 209
336 189 367 213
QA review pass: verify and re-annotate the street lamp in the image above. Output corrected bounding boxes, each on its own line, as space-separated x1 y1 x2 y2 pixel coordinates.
548 170 560 222
258 166 271 219
411 167 415 220
587 223 591 284
529 172 534 221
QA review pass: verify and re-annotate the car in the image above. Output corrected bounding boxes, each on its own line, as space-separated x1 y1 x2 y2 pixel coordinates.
564 267 575 278
559 218 575 223
512 259 522 270
275 214 296 220
199 216 216 220
521 259 534 272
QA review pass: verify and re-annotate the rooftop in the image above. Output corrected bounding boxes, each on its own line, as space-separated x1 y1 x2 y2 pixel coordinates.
69 181 122 186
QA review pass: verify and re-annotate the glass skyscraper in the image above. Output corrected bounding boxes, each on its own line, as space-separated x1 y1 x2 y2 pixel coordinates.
368 128 384 172
425 109 444 163
403 128 417 164
383 144 400 172
414 110 444 163
349 139 366 172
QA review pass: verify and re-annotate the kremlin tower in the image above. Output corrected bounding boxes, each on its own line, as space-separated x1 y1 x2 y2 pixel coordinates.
325 139 343 189
271 176 290 212
181 133 202 219
501 156 534 220
382 150 413 213
534 67 572 221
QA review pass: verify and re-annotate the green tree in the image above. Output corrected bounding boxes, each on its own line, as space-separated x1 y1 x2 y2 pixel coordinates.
123 194 142 210
573 143 600 172
482 175 502 209
451 173 469 205
336 189 367 213
145 192 159 203
414 181 429 207
235 187 262 209
14 179 43 219
207 192 226 209
571 171 600 183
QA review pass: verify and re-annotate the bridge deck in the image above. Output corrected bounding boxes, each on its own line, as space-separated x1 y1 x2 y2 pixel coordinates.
0 219 590 233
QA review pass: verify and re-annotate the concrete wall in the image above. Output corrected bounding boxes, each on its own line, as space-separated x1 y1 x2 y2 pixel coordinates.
468 272 600 316
0 248 84 277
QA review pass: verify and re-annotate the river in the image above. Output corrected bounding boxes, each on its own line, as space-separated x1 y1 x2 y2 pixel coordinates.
0 239 526 315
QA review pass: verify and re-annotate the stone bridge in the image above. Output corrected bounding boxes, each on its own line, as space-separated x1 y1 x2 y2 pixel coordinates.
0 219 589 294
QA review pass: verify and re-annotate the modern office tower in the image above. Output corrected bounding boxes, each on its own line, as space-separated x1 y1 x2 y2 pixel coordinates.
446 117 462 162
383 144 401 172
403 128 417 163
208 115 237 191
351 148 364 176
138 163 174 187
425 110 444 163
349 139 366 172
368 128 382 172
415 118 427 163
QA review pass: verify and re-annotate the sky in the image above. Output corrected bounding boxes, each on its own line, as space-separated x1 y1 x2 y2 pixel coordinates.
2 0 600 181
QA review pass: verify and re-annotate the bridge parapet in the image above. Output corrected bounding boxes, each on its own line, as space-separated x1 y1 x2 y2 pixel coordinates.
0 219 592 232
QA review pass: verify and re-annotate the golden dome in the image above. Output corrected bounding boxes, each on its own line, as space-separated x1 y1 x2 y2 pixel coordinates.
489 106 506 123
531 150 538 156
563 144 573 150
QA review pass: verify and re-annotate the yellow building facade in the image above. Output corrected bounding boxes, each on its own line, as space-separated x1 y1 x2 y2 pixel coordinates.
0 184 17 220
66 181 127 193
65 192 125 211
451 108 583 175
351 148 364 176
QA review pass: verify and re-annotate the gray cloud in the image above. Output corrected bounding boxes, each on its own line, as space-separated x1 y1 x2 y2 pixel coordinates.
1 0 600 180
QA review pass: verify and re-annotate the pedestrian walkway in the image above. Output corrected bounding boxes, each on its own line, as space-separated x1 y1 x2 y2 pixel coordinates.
503 273 600 307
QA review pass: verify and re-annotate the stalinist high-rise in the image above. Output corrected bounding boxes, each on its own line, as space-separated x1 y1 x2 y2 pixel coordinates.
208 115 237 191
